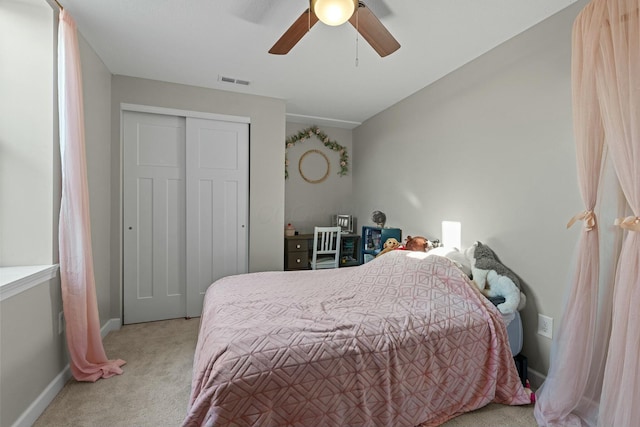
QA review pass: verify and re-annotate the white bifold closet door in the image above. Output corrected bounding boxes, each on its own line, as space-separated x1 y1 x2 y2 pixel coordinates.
123 111 248 324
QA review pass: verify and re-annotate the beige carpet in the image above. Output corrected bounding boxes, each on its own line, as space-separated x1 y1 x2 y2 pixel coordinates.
34 318 538 427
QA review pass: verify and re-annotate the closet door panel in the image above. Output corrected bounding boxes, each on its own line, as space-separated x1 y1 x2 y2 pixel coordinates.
123 112 187 324
186 118 249 317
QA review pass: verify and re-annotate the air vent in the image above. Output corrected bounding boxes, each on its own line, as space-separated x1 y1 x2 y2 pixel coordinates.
218 75 251 86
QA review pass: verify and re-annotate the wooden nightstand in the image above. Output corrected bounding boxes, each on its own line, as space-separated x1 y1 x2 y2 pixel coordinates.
285 235 309 270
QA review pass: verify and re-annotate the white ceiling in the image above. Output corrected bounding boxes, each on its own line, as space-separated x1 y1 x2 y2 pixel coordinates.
61 0 579 129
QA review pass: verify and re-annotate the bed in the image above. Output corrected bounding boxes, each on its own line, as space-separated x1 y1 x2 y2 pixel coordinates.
183 250 531 427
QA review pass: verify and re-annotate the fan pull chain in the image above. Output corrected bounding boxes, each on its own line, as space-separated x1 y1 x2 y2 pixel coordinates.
355 7 359 67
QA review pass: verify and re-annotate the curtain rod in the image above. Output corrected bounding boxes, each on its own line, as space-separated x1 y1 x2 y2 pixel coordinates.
54 0 63 10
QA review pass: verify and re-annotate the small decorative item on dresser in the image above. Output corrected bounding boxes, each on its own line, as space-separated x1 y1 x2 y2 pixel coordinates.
285 223 295 237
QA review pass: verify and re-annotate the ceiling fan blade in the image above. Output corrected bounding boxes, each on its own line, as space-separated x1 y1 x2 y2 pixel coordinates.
269 9 319 55
349 2 400 57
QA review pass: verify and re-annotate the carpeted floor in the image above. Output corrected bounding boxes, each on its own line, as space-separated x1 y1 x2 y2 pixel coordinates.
33 318 538 427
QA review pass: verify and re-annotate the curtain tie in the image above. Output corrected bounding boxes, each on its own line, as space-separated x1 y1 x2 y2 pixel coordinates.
567 210 596 231
614 216 640 231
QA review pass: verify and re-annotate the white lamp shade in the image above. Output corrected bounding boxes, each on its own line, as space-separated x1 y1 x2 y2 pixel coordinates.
312 0 357 26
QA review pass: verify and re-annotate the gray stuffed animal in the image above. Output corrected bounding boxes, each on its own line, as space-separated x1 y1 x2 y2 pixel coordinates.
464 241 526 314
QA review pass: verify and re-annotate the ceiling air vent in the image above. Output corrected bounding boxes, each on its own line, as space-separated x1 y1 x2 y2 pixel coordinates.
218 75 251 86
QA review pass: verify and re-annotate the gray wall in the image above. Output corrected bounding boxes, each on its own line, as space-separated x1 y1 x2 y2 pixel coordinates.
0 3 66 427
352 2 586 376
284 122 354 234
110 76 286 319
0 278 67 427
80 32 113 328
0 0 55 265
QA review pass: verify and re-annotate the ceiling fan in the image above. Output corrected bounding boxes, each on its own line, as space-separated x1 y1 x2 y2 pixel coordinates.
269 0 400 57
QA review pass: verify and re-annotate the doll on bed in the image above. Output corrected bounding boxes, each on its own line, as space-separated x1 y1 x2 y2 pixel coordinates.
404 235 433 252
375 238 401 257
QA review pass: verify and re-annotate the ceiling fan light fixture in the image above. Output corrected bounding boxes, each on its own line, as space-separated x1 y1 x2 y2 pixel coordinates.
311 0 358 26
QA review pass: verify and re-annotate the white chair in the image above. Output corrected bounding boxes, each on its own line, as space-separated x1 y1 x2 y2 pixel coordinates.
310 226 341 270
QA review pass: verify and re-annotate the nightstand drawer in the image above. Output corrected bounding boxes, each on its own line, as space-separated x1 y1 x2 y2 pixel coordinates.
287 239 308 252
286 252 309 269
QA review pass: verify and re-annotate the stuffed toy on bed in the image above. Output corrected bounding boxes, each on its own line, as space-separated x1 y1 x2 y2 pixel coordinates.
376 237 400 258
404 235 432 252
464 241 526 314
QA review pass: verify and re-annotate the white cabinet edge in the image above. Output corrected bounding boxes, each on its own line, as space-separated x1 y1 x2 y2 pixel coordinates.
0 265 59 302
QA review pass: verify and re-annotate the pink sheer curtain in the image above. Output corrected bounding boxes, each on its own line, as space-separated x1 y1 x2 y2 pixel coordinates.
58 9 126 382
595 1 640 425
535 0 639 425
534 2 605 425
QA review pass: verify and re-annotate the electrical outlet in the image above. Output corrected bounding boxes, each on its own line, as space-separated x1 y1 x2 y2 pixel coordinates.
538 314 553 339
58 311 65 335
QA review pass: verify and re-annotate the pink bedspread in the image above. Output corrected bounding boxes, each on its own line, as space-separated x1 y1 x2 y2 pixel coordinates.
183 251 530 427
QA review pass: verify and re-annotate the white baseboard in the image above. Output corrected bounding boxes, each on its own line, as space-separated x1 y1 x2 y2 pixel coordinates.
101 317 122 338
528 367 546 391
11 318 122 427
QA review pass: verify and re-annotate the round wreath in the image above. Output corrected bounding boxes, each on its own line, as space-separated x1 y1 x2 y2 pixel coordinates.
298 149 330 184
285 126 349 179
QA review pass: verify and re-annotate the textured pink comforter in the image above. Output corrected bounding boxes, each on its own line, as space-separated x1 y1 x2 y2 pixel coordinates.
183 251 530 427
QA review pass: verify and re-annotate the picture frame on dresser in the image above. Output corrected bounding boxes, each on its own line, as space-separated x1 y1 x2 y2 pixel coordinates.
332 214 354 234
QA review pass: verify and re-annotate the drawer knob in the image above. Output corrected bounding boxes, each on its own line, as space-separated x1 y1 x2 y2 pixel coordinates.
296 258 301 263
296 244 301 249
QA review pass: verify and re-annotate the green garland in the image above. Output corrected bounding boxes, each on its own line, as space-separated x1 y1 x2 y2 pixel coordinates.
285 126 349 179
